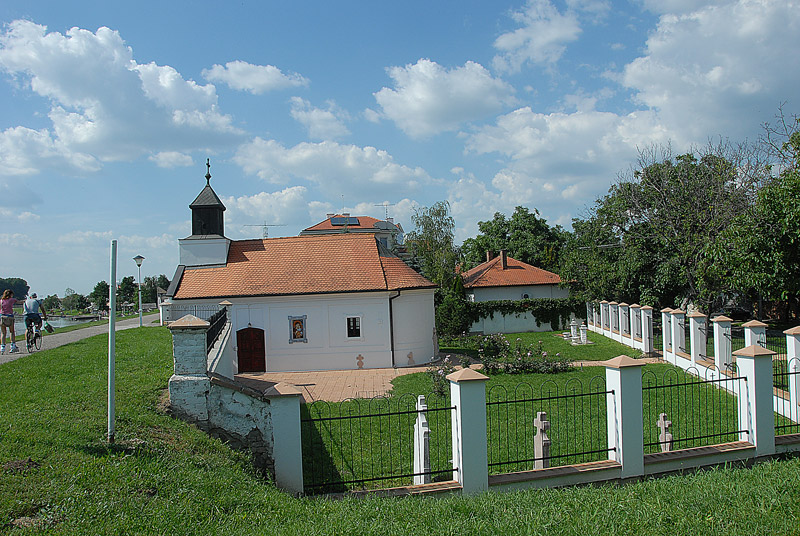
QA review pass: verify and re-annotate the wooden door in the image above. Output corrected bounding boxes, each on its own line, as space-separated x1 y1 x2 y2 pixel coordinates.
237 327 265 373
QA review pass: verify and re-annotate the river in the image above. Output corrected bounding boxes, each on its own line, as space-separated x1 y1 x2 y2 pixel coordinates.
11 315 98 335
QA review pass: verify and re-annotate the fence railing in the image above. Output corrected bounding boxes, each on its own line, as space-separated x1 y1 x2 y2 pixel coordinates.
165 303 222 322
774 358 800 436
206 308 227 352
642 367 746 453
486 377 611 473
301 394 454 494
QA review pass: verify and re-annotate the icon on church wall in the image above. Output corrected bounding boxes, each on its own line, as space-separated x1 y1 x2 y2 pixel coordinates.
288 315 307 343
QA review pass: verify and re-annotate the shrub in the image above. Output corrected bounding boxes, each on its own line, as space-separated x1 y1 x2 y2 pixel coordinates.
479 336 573 375
427 356 456 397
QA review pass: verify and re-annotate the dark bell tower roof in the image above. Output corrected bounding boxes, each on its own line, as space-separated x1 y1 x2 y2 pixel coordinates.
189 159 226 237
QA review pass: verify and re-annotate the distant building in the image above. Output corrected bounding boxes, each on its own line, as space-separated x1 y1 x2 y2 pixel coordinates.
300 214 404 249
461 250 569 334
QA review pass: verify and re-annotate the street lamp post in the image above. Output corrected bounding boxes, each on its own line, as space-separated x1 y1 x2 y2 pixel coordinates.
133 255 145 327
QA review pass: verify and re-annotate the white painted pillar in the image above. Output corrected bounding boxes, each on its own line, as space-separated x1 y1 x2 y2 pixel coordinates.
712 316 733 373
743 320 767 348
641 306 654 356
168 315 211 422
448 368 489 494
688 312 707 367
586 302 592 327
630 304 641 350
264 382 304 494
594 303 601 333
609 302 620 342
604 355 645 479
600 301 609 335
661 308 673 362
785 327 800 424
671 309 686 357
733 345 776 456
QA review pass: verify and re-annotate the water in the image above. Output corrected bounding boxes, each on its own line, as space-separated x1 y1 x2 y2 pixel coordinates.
10 316 97 336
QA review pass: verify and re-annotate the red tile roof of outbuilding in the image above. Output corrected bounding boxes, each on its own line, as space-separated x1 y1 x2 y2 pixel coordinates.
461 255 561 288
173 234 434 299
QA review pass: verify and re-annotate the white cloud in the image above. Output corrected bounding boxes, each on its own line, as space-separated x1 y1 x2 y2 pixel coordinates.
289 97 350 140
233 138 430 197
0 233 28 247
202 60 308 94
58 230 114 244
621 0 800 143
373 59 516 139
0 20 243 174
492 0 582 72
148 151 194 168
222 186 310 237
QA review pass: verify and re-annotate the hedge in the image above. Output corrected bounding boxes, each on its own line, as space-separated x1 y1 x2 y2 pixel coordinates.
466 297 585 331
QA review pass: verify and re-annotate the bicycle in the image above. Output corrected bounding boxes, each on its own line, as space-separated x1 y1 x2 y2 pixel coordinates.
25 322 43 353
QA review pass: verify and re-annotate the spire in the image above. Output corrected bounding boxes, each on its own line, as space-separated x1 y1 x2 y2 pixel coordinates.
205 158 211 186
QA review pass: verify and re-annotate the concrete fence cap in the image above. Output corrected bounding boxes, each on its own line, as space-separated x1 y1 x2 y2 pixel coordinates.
264 382 303 397
670 309 686 315
602 355 645 369
618 302 629 307
630 303 641 308
732 344 776 358
608 301 618 305
168 314 210 329
600 300 609 304
660 307 673 313
687 312 707 318
446 368 489 383
711 315 733 323
741 320 768 328
783 326 800 336
640 305 653 310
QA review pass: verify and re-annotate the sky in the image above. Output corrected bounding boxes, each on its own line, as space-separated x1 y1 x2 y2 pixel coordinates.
0 0 798 298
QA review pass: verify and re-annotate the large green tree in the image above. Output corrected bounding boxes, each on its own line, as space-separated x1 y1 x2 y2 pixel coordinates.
42 294 61 311
118 276 136 305
406 201 459 290
0 278 29 298
90 281 111 311
461 207 566 272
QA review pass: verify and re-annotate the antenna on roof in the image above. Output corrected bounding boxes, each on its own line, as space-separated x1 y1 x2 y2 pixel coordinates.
243 222 287 239
374 202 396 220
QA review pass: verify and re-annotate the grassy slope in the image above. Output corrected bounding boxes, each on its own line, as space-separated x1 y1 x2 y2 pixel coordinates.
0 328 798 534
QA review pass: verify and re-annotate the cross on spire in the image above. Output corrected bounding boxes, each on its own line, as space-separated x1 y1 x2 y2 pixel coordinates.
205 158 211 186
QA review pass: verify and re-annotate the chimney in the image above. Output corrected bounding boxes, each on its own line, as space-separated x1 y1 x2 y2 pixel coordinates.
326 213 335 218
342 212 350 217
486 250 494 263
387 217 394 223
500 250 508 270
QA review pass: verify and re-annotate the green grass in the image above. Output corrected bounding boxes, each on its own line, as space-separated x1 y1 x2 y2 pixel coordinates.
2 328 800 534
439 330 642 362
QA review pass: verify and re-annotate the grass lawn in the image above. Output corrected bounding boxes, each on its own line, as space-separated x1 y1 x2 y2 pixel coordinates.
1 328 799 534
439 330 643 362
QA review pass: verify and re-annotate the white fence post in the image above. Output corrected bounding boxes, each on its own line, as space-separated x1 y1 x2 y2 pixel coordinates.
785 327 800 424
609 302 620 342
448 368 489 494
733 345 776 457
743 320 767 347
630 304 641 350
264 383 304 494
603 355 645 479
712 316 733 372
600 301 609 336
688 312 707 366
641 306 654 356
593 302 600 333
661 308 673 363
413 395 431 485
619 303 630 343
168 315 211 422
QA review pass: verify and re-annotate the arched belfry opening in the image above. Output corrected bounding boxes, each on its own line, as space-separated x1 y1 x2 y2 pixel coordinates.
189 159 226 237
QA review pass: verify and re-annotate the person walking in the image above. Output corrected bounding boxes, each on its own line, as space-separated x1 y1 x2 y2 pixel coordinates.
0 289 21 354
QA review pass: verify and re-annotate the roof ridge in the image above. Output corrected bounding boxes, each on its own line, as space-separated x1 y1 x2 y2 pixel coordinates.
468 257 500 286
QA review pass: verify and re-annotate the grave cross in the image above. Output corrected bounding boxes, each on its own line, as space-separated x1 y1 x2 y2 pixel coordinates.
657 412 673 452
534 411 551 469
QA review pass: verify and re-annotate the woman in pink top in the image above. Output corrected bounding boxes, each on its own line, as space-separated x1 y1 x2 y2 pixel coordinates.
0 289 20 353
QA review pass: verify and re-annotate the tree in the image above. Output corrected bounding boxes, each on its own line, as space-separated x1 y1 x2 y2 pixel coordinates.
0 278 29 298
42 294 61 311
406 201 460 290
461 207 566 272
90 281 110 311
118 276 136 305
157 274 170 292
62 292 89 311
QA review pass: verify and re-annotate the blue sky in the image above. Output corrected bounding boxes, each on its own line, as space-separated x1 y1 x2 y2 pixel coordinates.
1 0 798 298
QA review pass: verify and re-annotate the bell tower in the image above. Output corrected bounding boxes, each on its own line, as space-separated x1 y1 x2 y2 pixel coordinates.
178 159 231 267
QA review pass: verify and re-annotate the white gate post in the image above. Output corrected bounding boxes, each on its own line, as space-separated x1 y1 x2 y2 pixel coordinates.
619 303 631 345
603 355 645 479
264 383 304 494
630 304 641 351
784 326 800 424
600 301 609 336
593 302 600 333
743 320 767 348
641 306 654 356
661 308 673 363
733 345 776 457
688 312 707 367
448 368 489 494
609 302 620 342
413 395 431 485
712 316 733 373
671 309 686 359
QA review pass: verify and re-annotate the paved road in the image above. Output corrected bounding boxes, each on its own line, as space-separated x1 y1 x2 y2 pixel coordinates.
0 315 162 365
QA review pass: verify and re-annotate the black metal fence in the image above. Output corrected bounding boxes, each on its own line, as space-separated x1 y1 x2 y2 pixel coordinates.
301 394 454 494
206 308 227 352
642 367 746 453
774 358 800 436
165 303 223 322
653 320 663 356
486 377 611 473
729 326 746 353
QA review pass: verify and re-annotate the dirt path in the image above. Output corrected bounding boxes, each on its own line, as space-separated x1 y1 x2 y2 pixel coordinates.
0 315 161 365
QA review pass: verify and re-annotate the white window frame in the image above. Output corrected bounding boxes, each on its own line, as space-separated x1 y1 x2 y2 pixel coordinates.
346 316 362 339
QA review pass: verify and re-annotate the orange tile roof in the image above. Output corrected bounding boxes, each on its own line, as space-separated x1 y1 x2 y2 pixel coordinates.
461 255 561 288
173 234 434 300
303 215 383 232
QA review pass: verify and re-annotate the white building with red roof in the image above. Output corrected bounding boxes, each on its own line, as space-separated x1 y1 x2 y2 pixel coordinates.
167 168 437 375
300 213 404 249
461 250 569 334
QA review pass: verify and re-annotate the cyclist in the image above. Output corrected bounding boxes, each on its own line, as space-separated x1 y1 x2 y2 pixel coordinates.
0 289 20 354
23 293 48 337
